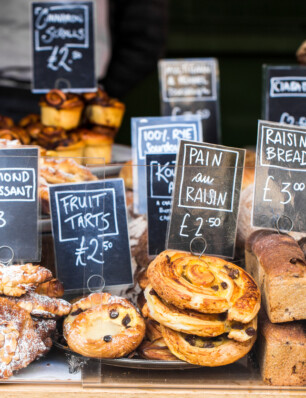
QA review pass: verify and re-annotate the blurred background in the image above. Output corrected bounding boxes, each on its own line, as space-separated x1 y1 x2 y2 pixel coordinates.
117 0 306 148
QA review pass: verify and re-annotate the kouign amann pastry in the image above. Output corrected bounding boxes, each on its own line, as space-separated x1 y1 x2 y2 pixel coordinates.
0 297 49 379
245 230 306 323
160 325 256 367
40 90 84 130
147 250 260 323
257 310 306 386
0 263 52 297
84 88 125 128
63 293 145 358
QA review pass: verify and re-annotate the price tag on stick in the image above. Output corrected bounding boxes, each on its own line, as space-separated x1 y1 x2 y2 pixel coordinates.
132 115 202 214
0 148 39 262
263 65 306 127
50 179 133 292
158 58 221 144
32 1 96 92
167 140 245 258
146 153 176 256
252 120 306 233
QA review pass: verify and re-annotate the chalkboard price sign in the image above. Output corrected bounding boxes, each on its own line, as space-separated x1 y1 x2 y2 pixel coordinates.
32 1 95 92
0 148 39 262
263 65 306 127
131 115 202 214
167 140 245 258
50 179 133 292
146 153 176 256
252 120 306 233
158 58 221 144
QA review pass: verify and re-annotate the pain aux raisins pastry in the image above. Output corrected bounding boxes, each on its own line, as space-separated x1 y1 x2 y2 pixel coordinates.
138 319 177 361
63 293 145 358
0 263 70 379
39 90 84 130
143 250 260 366
83 88 125 129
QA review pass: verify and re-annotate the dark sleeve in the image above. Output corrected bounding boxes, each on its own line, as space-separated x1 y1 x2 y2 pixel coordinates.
101 0 168 99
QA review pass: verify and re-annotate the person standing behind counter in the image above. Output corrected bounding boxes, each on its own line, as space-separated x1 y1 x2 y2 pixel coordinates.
0 0 168 121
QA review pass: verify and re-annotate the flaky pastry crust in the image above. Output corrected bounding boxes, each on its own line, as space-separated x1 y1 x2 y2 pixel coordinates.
63 293 145 358
147 250 260 323
161 325 256 367
0 263 52 297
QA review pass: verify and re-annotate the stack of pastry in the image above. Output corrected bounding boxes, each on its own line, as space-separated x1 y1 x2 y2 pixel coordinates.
245 230 306 386
139 250 261 366
0 262 71 379
0 86 124 165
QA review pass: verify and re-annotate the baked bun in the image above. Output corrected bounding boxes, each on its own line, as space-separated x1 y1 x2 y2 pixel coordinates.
63 293 145 358
147 250 260 323
84 88 125 128
161 325 256 367
40 90 84 130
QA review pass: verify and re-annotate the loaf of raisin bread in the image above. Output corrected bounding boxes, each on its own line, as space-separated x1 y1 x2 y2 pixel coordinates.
245 230 306 323
257 310 306 386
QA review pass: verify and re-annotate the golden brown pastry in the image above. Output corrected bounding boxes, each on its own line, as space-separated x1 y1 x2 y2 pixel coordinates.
63 293 145 358
35 125 68 150
144 284 257 342
0 127 30 145
147 250 260 323
0 297 49 379
119 160 133 190
19 114 40 129
161 325 256 367
80 128 113 164
40 157 97 184
0 115 14 129
138 319 177 361
245 230 306 323
35 278 64 298
84 88 125 128
40 90 84 129
0 263 52 297
9 292 71 318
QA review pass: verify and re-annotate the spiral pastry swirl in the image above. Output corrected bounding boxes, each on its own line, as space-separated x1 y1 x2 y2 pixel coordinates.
147 250 260 323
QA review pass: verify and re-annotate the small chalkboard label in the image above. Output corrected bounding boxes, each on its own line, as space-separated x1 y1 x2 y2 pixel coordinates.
167 140 245 258
0 148 39 261
252 120 306 233
131 115 202 214
158 58 221 144
32 1 95 93
146 153 176 256
263 65 306 127
50 179 133 292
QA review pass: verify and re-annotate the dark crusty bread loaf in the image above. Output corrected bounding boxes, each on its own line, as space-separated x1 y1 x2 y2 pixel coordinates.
257 310 306 386
245 230 306 323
